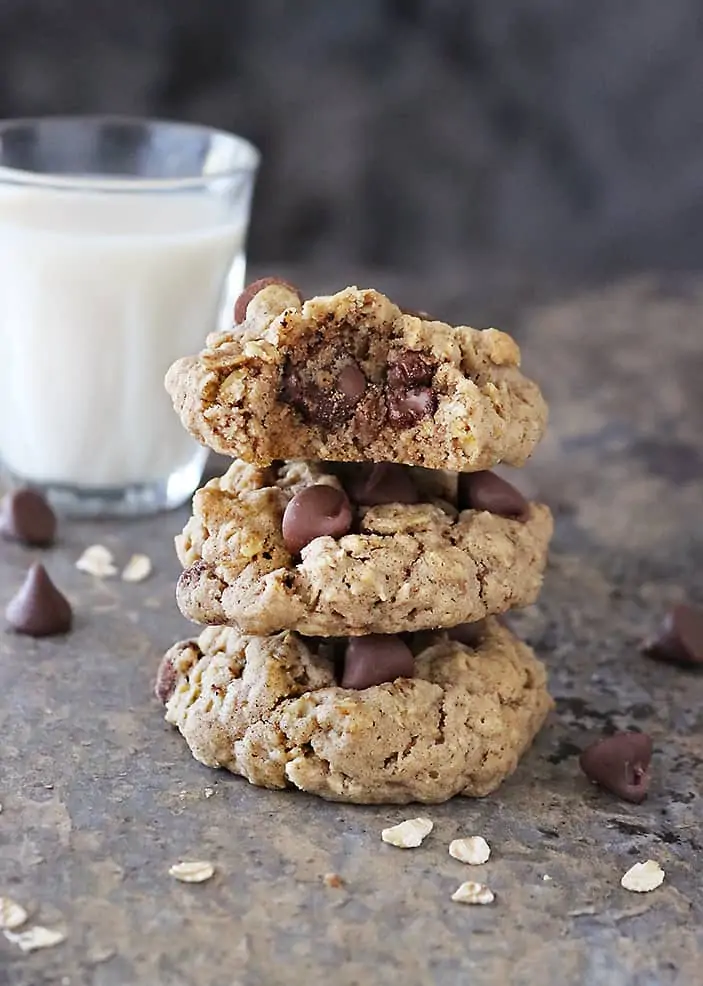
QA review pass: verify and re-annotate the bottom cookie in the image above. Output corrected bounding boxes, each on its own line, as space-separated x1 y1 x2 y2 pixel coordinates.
156 619 552 804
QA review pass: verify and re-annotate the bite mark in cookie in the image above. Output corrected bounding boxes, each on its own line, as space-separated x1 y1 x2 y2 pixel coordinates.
165 286 547 472
279 324 438 437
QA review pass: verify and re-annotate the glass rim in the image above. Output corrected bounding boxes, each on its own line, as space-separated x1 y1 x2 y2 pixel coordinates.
0 114 260 192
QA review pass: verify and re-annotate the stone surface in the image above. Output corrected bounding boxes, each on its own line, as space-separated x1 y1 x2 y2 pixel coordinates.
2 272 703 984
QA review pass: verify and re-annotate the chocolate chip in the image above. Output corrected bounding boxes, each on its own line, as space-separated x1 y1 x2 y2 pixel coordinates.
448 621 487 648
387 386 436 427
457 471 529 520
387 351 434 388
384 352 437 428
282 485 353 554
579 732 652 803
337 362 366 401
281 365 360 428
642 604 703 666
399 307 433 321
154 655 177 704
341 635 414 689
6 563 72 637
233 277 303 323
346 464 419 506
0 488 57 547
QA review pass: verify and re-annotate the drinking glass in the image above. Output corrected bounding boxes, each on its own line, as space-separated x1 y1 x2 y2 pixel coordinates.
0 116 259 516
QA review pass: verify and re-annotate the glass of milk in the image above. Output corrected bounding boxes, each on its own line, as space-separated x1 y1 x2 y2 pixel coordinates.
0 116 259 516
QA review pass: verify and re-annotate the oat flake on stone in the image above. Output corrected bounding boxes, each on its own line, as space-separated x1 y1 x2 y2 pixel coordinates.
169 860 215 883
0 896 28 930
449 836 491 865
4 925 66 952
76 544 117 578
381 817 433 848
451 881 495 905
121 553 152 583
621 860 665 893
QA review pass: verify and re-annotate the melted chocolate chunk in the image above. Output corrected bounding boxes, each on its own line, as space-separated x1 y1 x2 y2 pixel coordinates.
387 386 436 427
281 485 353 554
6 563 72 637
579 732 652 804
281 363 362 427
387 351 434 388
385 352 437 428
458 471 529 520
341 635 415 689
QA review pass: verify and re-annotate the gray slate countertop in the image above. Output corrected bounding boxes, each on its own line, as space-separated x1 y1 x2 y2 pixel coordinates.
1 273 702 986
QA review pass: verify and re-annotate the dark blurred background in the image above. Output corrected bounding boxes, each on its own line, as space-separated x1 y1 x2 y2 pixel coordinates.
2 0 703 284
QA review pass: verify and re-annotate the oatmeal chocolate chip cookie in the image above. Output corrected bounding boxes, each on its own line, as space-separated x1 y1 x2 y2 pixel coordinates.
165 282 547 472
157 618 552 804
174 460 553 636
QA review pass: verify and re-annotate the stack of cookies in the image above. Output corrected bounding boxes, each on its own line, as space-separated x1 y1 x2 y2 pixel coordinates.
155 279 553 804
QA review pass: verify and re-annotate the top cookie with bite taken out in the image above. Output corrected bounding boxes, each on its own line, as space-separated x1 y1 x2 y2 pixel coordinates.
165 278 547 472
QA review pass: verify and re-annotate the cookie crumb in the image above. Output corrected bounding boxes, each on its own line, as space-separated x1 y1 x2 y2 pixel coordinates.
4 926 66 952
381 817 433 848
76 545 117 578
451 881 495 905
169 860 215 883
323 873 344 888
203 787 215 799
621 860 665 893
449 836 491 865
121 553 152 583
0 896 28 930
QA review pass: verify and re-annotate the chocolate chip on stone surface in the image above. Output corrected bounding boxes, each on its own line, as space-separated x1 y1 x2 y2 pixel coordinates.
346 463 419 506
457 471 529 520
447 621 487 648
642 604 703 666
233 277 303 324
579 731 652 804
0 488 57 547
6 563 72 637
155 655 178 705
282 485 353 554
341 635 414 689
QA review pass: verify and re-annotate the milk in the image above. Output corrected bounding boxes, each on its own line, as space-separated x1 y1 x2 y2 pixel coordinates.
0 187 246 488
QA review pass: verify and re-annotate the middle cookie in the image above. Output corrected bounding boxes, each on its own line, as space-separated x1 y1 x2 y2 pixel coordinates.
176 460 553 637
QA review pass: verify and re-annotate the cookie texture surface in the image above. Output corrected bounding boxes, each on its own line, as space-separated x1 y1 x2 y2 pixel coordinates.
159 618 552 804
165 284 547 472
175 460 553 636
